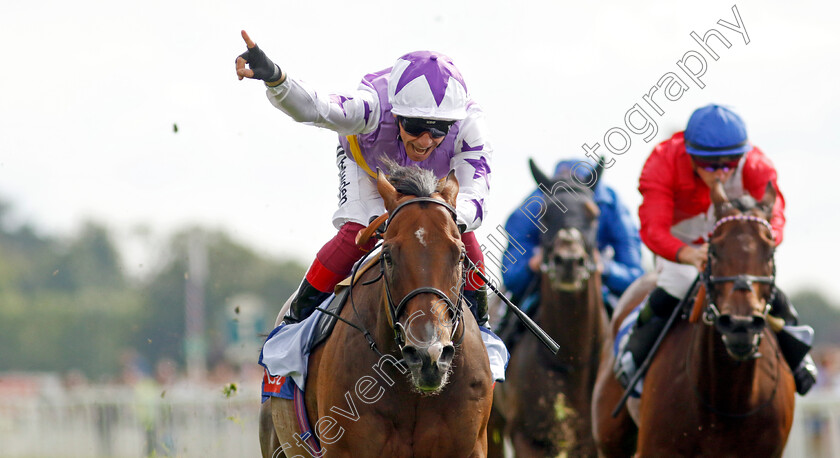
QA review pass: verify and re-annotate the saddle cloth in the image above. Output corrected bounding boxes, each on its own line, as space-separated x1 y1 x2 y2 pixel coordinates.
259 292 510 402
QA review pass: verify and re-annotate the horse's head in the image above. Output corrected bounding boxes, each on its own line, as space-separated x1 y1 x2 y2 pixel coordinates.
529 158 601 292
703 180 777 360
375 165 465 394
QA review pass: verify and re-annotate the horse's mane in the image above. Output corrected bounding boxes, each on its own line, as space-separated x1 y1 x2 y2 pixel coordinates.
382 158 440 198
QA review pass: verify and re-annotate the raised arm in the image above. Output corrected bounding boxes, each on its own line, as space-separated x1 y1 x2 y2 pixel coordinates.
235 30 379 135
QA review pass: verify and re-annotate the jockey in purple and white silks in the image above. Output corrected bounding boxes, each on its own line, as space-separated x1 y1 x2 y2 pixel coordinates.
236 31 493 327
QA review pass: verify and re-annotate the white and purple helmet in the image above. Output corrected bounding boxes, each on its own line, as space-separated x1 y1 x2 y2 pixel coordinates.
387 51 469 121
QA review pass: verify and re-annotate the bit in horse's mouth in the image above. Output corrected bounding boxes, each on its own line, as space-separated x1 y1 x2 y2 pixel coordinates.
721 333 762 360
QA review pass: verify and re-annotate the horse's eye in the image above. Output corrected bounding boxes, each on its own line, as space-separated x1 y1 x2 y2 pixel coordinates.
382 248 392 264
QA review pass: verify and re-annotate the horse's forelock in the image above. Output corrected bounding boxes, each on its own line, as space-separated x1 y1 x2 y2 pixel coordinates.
383 159 438 198
731 195 757 213
541 178 597 245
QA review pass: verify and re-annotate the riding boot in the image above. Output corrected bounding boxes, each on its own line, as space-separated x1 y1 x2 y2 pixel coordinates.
771 289 818 394
282 223 375 325
614 287 679 388
464 285 489 328
283 279 332 325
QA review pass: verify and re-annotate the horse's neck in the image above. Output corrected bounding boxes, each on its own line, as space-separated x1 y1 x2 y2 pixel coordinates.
538 274 606 359
689 325 766 410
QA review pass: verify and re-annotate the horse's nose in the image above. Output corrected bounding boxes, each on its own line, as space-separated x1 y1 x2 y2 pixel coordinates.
716 314 766 334
401 342 455 370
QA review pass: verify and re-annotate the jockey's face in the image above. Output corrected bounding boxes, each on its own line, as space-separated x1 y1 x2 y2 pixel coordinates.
398 119 446 162
692 157 738 188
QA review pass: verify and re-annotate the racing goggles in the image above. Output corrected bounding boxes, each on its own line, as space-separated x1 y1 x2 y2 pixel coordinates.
691 154 742 172
398 116 455 138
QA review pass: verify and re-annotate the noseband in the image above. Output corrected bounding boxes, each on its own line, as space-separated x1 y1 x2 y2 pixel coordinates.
379 197 466 349
701 215 777 332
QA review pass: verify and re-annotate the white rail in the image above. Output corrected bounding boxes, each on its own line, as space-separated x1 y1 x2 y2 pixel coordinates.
1 386 839 457
0 385 262 457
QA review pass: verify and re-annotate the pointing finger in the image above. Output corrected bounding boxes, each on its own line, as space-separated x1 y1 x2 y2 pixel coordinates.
241 30 256 49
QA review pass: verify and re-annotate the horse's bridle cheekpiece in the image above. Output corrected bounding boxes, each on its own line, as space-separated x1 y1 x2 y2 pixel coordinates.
380 197 465 349
701 214 777 336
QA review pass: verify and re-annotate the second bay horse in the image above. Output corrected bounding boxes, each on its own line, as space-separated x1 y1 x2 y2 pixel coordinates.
490 159 608 457
592 181 796 457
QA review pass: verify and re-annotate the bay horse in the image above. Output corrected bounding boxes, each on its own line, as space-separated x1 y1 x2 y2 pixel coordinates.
592 181 796 457
489 159 608 457
260 166 494 457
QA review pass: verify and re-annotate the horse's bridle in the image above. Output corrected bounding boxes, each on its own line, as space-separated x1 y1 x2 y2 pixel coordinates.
539 187 599 291
701 214 777 327
378 197 466 349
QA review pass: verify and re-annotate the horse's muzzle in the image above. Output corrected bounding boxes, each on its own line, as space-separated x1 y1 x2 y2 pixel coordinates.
547 255 590 292
716 314 766 360
401 342 455 393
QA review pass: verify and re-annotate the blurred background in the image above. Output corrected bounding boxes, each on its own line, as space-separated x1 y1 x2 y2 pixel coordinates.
2 0 840 456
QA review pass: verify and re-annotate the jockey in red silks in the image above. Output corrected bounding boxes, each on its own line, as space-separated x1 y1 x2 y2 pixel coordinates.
235 31 492 328
614 104 817 395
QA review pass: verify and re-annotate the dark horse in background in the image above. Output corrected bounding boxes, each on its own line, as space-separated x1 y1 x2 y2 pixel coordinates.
259 166 494 457
489 159 608 457
592 181 795 457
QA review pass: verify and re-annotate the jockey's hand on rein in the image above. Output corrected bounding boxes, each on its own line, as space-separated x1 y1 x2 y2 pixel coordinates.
235 30 283 83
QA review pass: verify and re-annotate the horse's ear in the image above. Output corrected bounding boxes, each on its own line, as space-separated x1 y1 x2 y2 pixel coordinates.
439 170 459 208
529 158 552 191
591 156 605 189
377 168 398 211
710 179 731 218
758 181 776 217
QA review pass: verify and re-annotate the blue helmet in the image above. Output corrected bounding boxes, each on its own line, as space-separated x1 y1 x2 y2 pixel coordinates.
554 158 600 188
684 104 752 157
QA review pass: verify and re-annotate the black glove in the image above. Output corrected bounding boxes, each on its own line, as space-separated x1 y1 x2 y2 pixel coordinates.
237 43 283 83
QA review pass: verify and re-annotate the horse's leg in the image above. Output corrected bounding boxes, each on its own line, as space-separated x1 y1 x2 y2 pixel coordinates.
269 396 317 457
592 344 637 457
259 400 282 458
510 430 550 458
485 393 506 458
259 294 294 458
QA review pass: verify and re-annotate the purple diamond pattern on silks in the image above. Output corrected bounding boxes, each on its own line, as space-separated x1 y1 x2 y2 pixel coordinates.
471 198 485 222
394 51 466 107
363 100 371 124
465 156 491 188
330 94 351 116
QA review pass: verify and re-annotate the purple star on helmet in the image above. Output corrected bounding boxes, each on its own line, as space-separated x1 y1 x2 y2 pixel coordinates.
471 198 485 222
465 156 491 188
330 94 352 116
394 51 466 107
